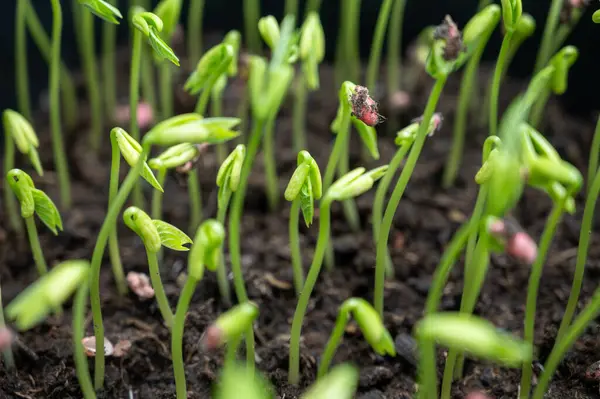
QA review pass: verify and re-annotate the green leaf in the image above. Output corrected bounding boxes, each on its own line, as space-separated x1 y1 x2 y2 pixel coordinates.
153 0 182 39
153 220 192 251
123 207 162 253
284 163 310 201
217 176 233 211
28 146 43 176
214 302 259 345
189 219 226 279
184 44 233 94
144 117 240 147
6 169 35 218
148 29 180 66
78 0 123 24
345 298 396 356
299 180 315 227
594 10 600 24
149 143 200 170
351 118 379 160
258 16 280 49
327 166 388 202
113 128 164 192
31 189 62 235
301 364 359 399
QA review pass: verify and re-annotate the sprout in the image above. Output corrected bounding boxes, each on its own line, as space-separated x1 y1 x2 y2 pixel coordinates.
202 302 260 352
124 206 192 327
213 362 273 399
3 109 42 176
289 166 387 384
285 151 322 295
258 15 280 49
143 116 241 147
299 12 325 90
594 9 600 23
302 364 359 399
500 0 523 31
318 298 395 377
6 169 62 277
173 219 226 398
132 10 179 66
112 128 163 191
77 0 122 24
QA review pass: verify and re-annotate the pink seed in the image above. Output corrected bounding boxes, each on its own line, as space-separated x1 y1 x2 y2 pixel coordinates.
127 272 155 300
506 232 538 265
114 102 155 129
0 327 14 351
202 325 223 351
466 392 493 399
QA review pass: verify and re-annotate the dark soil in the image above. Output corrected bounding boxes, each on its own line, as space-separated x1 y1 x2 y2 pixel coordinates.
2 46 600 399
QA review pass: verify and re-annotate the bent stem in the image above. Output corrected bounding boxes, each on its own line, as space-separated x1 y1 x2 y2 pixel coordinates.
187 0 205 64
147 251 174 328
25 216 48 277
3 134 22 233
216 196 233 305
16 0 31 121
73 280 95 399
366 0 394 90
528 86 551 129
188 171 203 234
172 275 198 399
109 133 128 295
263 116 280 210
533 0 563 74
292 73 307 154
372 142 411 279
317 302 350 378
131 30 144 208
49 0 71 209
374 76 447 316
289 198 305 296
532 289 600 399
81 8 103 152
489 32 513 137
102 0 117 120
90 145 150 389
519 204 565 399
289 199 332 384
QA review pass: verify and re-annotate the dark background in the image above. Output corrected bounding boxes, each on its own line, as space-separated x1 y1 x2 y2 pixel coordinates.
2 0 600 117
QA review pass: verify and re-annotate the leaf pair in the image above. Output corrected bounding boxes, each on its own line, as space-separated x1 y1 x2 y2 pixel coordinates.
132 9 179 65
143 114 241 146
188 220 226 280
327 166 388 202
299 12 325 90
124 207 192 253
500 0 522 32
184 43 234 95
7 169 62 234
248 56 294 121
78 0 122 24
112 128 163 192
395 113 444 147
4 110 43 176
148 143 201 170
216 145 245 210
258 16 299 64
285 151 322 227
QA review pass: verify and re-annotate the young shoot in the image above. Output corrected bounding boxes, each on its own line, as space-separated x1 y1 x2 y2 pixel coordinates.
284 150 322 295
213 362 273 399
173 219 225 399
318 298 395 378
3 110 43 232
78 0 122 23
373 113 444 279
288 165 388 384
124 206 192 328
7 169 62 277
416 312 532 399
187 0 205 64
386 0 409 112
374 15 468 317
302 364 359 399
214 144 246 304
365 0 395 91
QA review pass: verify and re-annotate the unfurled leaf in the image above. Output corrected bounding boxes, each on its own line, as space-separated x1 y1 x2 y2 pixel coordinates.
153 220 192 251
78 0 122 24
144 117 240 147
299 179 314 227
132 11 179 65
31 189 62 235
352 118 379 160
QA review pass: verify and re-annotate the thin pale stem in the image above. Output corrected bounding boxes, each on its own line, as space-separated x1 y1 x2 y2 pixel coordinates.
147 250 174 328
73 280 95 399
337 129 361 232
289 198 304 296
49 0 71 209
151 168 167 220
25 216 48 276
417 339 438 399
172 276 198 399
289 200 332 384
374 77 447 316
292 73 307 154
187 170 203 234
529 85 552 129
386 0 406 93
366 0 394 90
285 0 299 16
16 0 31 121
216 197 233 305
160 63 173 119
588 116 600 195
243 0 261 53
533 0 564 74
211 90 228 164
520 204 565 399
489 32 513 137
305 0 323 14
263 116 280 210
81 8 104 152
109 134 128 295
4 136 23 233
131 31 144 208
140 47 159 120
102 0 117 120
187 0 205 64
317 308 350 378
224 336 241 368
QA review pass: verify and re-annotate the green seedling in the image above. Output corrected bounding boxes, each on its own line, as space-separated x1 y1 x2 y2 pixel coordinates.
89 115 239 389
365 0 395 91
214 144 246 304
213 362 273 399
101 0 118 121
302 364 359 399
173 220 225 398
335 0 361 85
76 0 122 151
373 114 444 279
228 17 295 376
294 12 325 152
284 151 322 295
6 169 62 278
305 0 323 13
243 0 261 53
374 15 469 317
48 0 71 209
288 165 388 384
153 0 183 119
211 30 241 164
124 206 191 328
108 127 164 295
3 110 43 232
594 9 600 23
443 4 501 187
386 0 409 119
415 313 532 399
187 0 205 64
318 298 395 378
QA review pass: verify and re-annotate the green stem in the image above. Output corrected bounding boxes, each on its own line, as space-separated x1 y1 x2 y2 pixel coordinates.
172 276 198 399
417 339 438 399
346 0 361 83
224 336 241 368
147 249 173 328
386 0 406 93
489 32 513 137
289 199 332 384
372 143 411 279
532 289 600 399
49 0 71 210
16 0 31 121
25 216 48 276
285 0 298 16
0 277 15 369
187 0 204 64
140 47 159 120
305 0 323 14
151 168 167 220
374 76 447 316
229 120 267 374
263 117 279 210
528 86 551 129
243 0 261 54
90 145 150 389
73 280 95 399
187 170 203 234
323 114 351 191
289 198 305 296
195 85 211 115
81 8 104 152
211 90 228 164
366 0 394 90
520 204 565 399
465 185 489 269
216 198 233 305
130 31 143 142
533 0 564 74
102 0 117 120
160 63 173 119
587 116 600 195
337 128 360 232
555 169 600 344
3 135 23 233
25 0 78 128
108 132 128 295
292 73 307 154
317 304 350 378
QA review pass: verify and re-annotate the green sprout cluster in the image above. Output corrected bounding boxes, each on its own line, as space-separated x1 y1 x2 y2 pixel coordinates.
3 0 600 398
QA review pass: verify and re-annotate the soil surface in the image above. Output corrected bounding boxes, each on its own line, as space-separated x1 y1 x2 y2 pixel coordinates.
1 48 600 399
